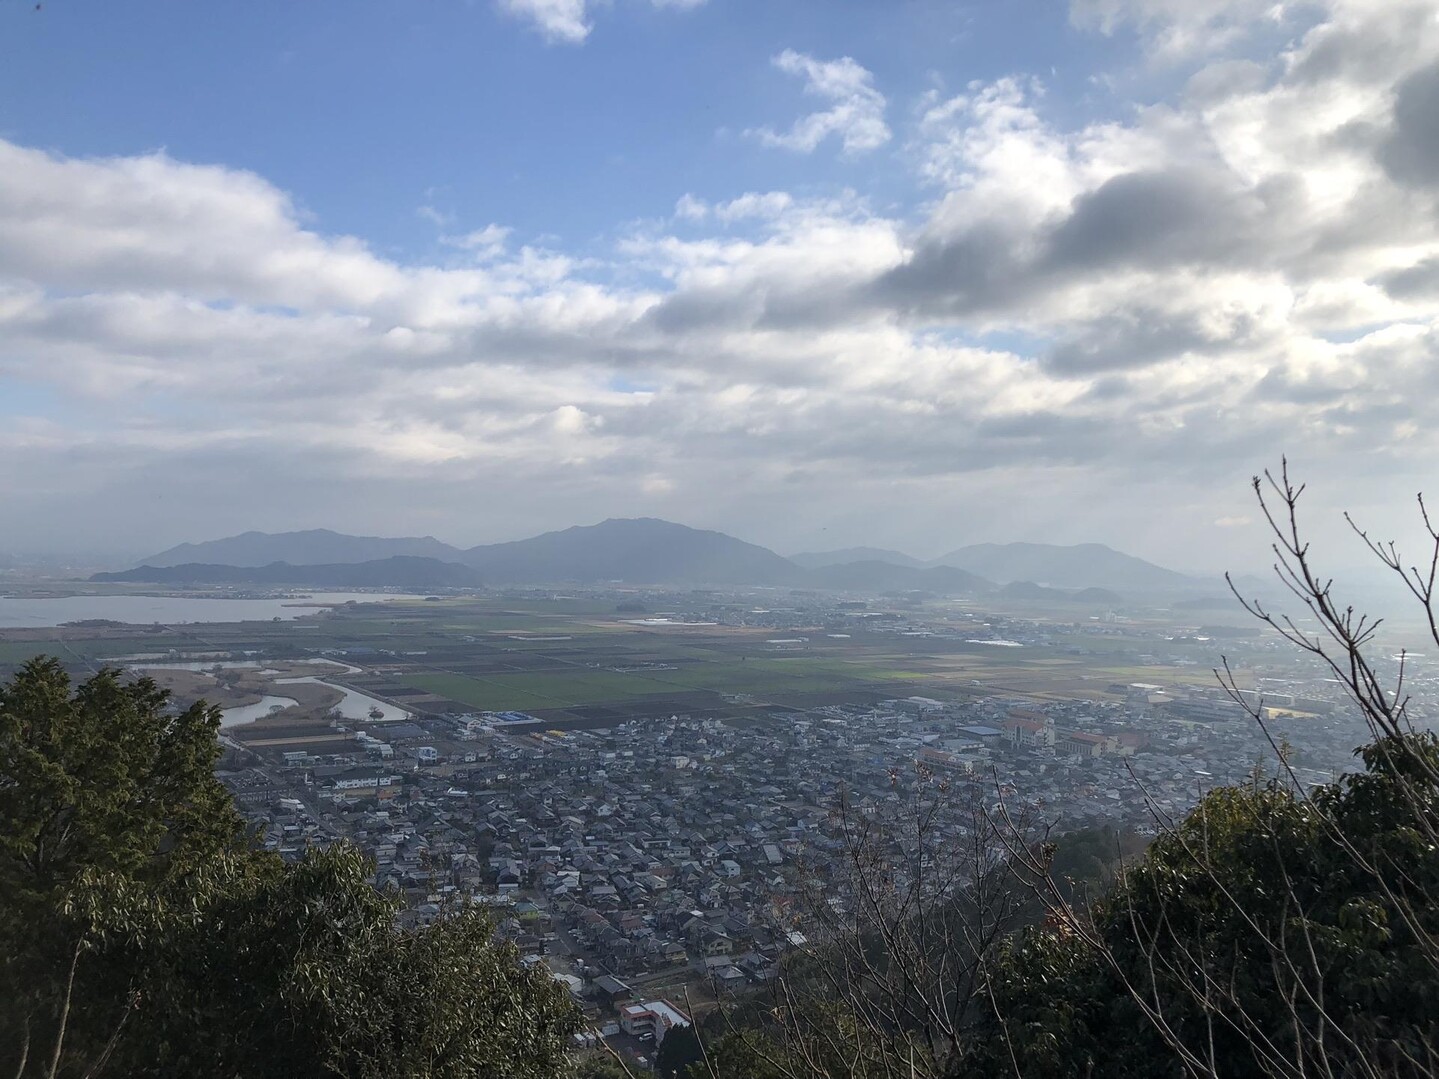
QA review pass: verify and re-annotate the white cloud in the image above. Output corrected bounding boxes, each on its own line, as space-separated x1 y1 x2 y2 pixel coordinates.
750 50 891 156
1070 0 1300 59
713 192 794 223
498 0 707 44
497 0 592 43
445 224 512 260
673 193 709 221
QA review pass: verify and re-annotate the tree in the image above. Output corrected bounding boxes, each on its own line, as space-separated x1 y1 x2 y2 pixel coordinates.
656 1023 705 1078
573 1055 635 1079
0 658 241 896
0 659 581 1078
0 658 243 1076
975 464 1439 1078
89 846 581 1078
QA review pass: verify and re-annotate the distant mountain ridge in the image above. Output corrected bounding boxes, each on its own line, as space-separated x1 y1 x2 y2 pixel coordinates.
132 523 1195 594
143 529 462 568
998 580 1124 605
808 561 990 595
790 547 925 570
464 518 802 586
93 556 480 589
134 519 801 588
931 541 1195 592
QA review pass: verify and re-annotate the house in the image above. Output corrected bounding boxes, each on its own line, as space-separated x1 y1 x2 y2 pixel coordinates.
709 964 747 991
618 1000 691 1046
593 975 633 1006
701 929 733 957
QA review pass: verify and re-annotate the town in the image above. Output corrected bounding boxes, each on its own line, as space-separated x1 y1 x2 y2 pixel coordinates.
161 588 1393 1064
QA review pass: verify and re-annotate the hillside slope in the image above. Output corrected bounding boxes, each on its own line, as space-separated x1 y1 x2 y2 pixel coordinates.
790 547 925 570
141 529 463 568
932 541 1193 592
463 518 804 586
808 561 991 594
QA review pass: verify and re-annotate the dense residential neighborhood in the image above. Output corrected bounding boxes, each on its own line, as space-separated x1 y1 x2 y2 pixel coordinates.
216 624 1373 1049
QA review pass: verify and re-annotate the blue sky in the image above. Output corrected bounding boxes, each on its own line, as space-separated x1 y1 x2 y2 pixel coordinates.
3 2 1116 258
1 0 1438 573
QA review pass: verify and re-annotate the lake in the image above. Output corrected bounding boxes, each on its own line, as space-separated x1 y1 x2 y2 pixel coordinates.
0 592 406 629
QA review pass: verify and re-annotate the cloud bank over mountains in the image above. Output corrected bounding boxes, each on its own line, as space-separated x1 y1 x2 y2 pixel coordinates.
2 0 1438 567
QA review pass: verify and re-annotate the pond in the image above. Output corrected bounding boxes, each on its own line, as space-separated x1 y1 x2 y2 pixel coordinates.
220 695 302 728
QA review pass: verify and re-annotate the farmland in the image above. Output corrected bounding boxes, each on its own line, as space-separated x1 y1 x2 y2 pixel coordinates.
0 589 1243 727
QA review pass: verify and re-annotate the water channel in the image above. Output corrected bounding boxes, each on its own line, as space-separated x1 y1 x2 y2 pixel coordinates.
131 659 411 728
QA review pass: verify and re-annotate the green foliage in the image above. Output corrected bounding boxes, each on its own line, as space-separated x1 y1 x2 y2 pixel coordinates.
0 657 241 899
97 845 580 1078
0 658 243 1075
975 735 1439 1077
655 1023 705 1078
1045 824 1147 897
689 1031 791 1079
573 1054 633 1079
0 657 582 1078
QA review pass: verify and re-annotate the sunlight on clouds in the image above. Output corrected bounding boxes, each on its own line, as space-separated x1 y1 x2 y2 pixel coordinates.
497 0 592 44
1070 0 1294 59
750 50 891 156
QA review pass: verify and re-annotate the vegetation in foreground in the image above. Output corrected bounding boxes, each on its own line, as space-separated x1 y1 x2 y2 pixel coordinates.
0 658 579 1079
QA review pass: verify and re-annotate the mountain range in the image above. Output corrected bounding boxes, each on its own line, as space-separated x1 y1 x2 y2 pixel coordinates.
125 519 1200 596
806 561 991 594
794 541 1194 592
790 547 926 570
142 529 458 567
933 541 1193 592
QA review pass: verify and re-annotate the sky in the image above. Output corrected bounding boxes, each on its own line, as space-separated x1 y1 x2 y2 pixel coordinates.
1 0 1437 574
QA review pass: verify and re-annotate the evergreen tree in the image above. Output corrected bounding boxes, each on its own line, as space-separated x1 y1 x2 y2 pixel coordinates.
0 659 580 1078
655 1023 704 1078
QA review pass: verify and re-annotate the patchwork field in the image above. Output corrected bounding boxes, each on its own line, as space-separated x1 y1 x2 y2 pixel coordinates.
0 591 1246 721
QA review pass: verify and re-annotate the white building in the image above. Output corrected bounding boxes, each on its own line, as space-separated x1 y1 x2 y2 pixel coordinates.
618 1000 691 1046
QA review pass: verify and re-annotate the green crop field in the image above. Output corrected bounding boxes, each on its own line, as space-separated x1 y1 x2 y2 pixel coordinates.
400 654 916 710
399 673 564 711
399 669 684 710
0 640 58 664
